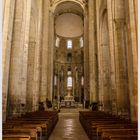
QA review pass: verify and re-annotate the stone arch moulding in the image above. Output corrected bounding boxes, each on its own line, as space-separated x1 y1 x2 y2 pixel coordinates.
50 0 87 12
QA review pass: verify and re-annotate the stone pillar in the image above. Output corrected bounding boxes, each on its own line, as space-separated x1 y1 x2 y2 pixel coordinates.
107 0 117 114
96 0 103 110
26 40 36 112
114 0 130 116
20 0 32 114
88 0 98 103
97 6 111 112
53 75 57 98
78 72 82 103
57 73 60 98
8 0 31 116
32 0 43 111
2 0 16 121
40 0 50 102
114 19 130 116
75 70 78 99
84 10 89 101
126 0 138 121
47 9 55 101
72 74 75 96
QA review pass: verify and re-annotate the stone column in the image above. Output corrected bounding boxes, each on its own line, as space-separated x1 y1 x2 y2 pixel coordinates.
57 73 60 98
26 40 36 112
114 19 130 116
32 0 43 111
72 74 75 96
2 0 16 121
126 0 138 121
75 70 78 98
40 0 50 102
84 10 89 101
114 0 130 116
20 0 32 114
8 0 31 116
97 8 111 112
54 75 57 97
78 72 81 103
96 0 103 110
47 9 55 101
88 0 98 103
107 0 117 114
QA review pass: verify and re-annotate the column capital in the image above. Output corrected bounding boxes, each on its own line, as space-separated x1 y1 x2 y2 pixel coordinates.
49 7 55 15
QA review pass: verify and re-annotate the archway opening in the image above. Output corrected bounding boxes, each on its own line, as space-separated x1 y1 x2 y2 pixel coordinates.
53 1 85 107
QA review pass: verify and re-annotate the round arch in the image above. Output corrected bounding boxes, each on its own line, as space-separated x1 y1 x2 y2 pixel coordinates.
51 0 85 13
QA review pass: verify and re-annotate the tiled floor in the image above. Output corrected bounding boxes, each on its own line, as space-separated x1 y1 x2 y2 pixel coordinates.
49 108 89 140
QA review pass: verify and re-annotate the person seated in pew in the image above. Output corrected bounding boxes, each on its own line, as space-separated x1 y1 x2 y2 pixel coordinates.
90 102 103 111
46 98 52 109
90 102 99 111
38 102 45 111
52 96 60 112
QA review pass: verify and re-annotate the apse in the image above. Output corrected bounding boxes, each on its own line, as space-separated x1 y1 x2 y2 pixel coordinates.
55 13 83 38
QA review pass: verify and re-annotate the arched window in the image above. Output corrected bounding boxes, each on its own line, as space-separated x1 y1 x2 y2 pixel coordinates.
55 37 60 47
80 37 83 48
67 76 72 87
54 75 57 86
81 76 84 86
67 40 72 49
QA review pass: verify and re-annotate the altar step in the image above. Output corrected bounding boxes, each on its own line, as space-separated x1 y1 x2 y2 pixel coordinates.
60 108 89 113
60 101 83 108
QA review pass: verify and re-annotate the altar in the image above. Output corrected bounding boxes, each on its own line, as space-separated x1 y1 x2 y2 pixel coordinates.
60 88 76 108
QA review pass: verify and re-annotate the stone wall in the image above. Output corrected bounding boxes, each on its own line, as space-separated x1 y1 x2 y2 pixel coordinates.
93 0 138 121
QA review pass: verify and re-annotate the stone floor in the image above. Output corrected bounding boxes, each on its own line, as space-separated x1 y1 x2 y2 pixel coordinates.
49 108 89 140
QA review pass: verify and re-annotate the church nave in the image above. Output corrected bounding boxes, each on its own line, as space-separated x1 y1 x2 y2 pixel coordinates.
49 109 89 140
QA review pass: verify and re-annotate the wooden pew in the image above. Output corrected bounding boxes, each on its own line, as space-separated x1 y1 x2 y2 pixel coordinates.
3 122 43 140
95 124 137 137
79 111 137 140
3 128 37 140
3 134 30 140
101 129 137 140
3 111 58 140
109 135 137 140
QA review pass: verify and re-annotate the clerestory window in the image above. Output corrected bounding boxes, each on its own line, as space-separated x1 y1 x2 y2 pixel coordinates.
55 37 60 47
80 37 83 48
67 40 72 49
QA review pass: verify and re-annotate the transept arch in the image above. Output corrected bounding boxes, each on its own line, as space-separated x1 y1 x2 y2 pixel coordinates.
50 0 86 12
